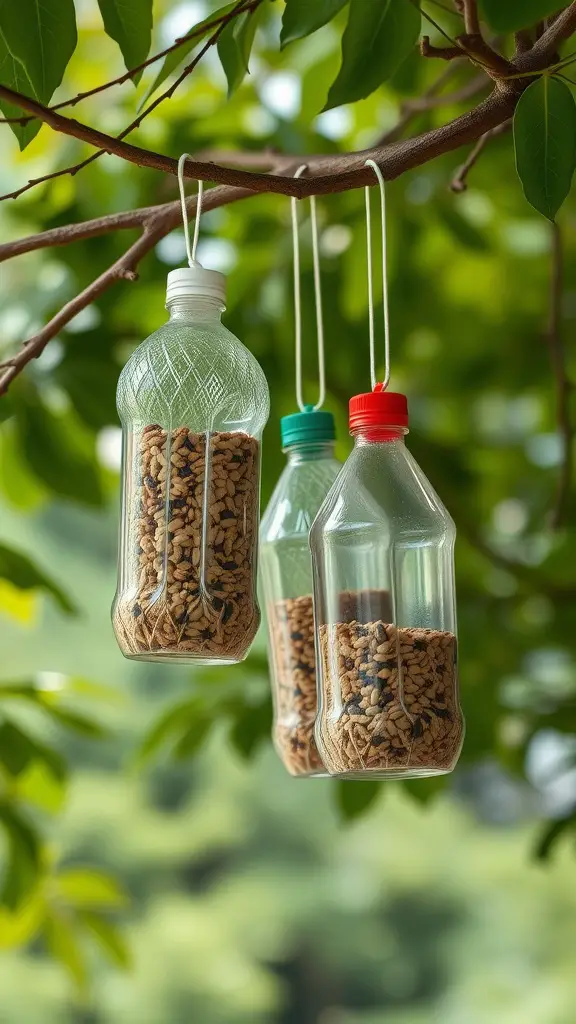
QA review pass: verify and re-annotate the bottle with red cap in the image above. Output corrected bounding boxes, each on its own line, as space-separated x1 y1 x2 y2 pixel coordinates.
309 386 464 779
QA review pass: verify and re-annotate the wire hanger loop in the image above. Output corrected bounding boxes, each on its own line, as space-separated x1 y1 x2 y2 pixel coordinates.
178 153 204 267
364 159 390 392
291 164 326 412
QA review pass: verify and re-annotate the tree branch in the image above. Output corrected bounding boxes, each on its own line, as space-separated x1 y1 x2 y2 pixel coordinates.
514 1 576 70
545 222 573 530
0 185 253 396
0 1 260 126
450 118 511 191
0 82 520 200
0 0 259 201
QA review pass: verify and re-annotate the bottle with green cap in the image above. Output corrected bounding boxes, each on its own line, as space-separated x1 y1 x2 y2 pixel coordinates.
260 405 341 777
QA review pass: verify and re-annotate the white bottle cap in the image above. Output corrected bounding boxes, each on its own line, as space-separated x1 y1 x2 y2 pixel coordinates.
166 264 226 306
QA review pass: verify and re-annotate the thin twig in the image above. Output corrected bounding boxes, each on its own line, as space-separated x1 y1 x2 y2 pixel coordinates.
450 118 511 190
545 222 573 529
0 0 259 202
0 2 260 126
0 185 253 395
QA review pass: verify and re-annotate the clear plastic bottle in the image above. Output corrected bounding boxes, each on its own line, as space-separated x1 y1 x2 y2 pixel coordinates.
112 266 270 664
310 390 464 779
260 408 341 776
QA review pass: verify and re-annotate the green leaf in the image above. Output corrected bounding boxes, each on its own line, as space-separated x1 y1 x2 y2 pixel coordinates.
0 802 40 908
281 0 348 48
437 205 490 252
533 814 576 861
173 713 213 759
479 0 565 32
228 696 272 760
45 706 106 738
0 720 66 782
217 6 261 97
44 911 87 991
0 396 13 424
58 869 128 910
335 780 381 822
402 775 447 805
13 391 104 507
80 911 131 968
0 721 36 777
140 3 236 109
56 354 120 432
137 698 201 764
324 0 421 110
0 0 77 149
513 76 576 221
96 0 152 80
0 542 76 615
17 761 66 814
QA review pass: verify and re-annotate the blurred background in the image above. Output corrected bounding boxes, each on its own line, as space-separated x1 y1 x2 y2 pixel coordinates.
1 0 576 1020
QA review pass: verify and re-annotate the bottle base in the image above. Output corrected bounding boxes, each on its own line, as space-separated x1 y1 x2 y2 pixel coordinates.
120 650 246 667
328 766 454 781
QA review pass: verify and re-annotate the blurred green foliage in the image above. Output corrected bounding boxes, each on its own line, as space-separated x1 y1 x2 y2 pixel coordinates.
0 0 575 1013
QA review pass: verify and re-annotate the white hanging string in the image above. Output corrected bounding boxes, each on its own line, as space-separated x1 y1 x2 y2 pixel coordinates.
364 159 390 392
178 153 204 266
291 164 326 412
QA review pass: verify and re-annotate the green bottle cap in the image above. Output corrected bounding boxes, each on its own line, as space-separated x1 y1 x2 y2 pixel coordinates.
280 405 336 448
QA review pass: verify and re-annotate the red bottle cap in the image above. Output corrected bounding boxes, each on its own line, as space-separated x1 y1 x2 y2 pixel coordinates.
349 386 409 432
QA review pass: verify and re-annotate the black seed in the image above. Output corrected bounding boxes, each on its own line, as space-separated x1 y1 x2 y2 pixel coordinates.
413 640 427 651
382 659 396 670
231 453 242 463
344 700 364 715
371 734 386 746
212 582 224 592
214 544 224 553
295 661 309 672
220 510 235 519
436 693 446 704
344 658 355 671
200 628 213 640
376 624 387 643
176 611 189 625
214 449 225 456
291 631 304 641
222 601 234 624
421 712 431 724
178 466 193 478
170 498 186 510
145 475 157 488
411 717 423 738
432 706 452 719
379 691 393 707
133 603 142 618
182 437 196 452
222 560 238 571
212 597 224 611
294 687 303 697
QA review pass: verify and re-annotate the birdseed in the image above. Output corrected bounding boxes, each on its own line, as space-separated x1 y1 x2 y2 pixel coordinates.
269 595 325 777
113 424 260 661
317 618 463 776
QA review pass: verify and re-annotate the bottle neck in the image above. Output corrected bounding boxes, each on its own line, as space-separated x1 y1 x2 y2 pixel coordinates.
166 296 225 322
352 425 407 445
285 441 336 464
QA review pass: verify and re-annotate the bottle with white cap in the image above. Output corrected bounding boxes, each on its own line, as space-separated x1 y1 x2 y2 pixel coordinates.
112 261 270 664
